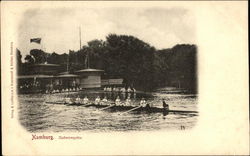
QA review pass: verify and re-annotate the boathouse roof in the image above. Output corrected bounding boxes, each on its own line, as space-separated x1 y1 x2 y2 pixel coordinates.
55 74 79 78
75 68 104 73
18 74 54 79
33 63 60 67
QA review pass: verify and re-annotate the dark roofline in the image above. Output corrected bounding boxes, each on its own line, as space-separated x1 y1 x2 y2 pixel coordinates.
55 74 79 78
33 63 60 67
75 68 104 73
18 75 54 79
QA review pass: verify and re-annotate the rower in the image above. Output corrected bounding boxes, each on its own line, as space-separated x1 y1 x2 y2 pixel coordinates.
125 96 131 106
95 96 101 105
83 96 89 105
64 97 73 104
140 98 146 107
116 87 120 92
101 96 108 105
162 99 169 110
75 96 81 104
127 87 132 93
115 96 121 106
121 87 126 92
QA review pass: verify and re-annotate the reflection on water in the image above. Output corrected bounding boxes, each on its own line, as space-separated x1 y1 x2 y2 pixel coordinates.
18 89 198 132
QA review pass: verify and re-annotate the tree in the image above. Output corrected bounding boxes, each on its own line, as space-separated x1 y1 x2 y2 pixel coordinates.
24 55 35 64
17 33 197 93
16 49 22 74
30 49 47 64
104 34 156 90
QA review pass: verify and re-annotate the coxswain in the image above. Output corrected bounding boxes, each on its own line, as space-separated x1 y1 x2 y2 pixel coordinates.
83 96 89 105
140 98 146 107
145 101 150 109
115 96 121 106
75 96 81 104
125 96 131 106
95 96 101 105
162 99 169 110
101 96 108 105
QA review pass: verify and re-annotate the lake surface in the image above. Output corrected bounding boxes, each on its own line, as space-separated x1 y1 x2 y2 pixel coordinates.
18 87 198 132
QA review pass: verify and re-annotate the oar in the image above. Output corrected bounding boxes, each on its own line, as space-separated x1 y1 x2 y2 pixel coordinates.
83 103 93 107
99 105 115 110
119 106 142 115
45 101 65 104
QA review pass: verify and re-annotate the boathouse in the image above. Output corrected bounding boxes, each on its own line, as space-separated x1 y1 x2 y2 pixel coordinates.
75 68 104 88
18 63 62 93
54 71 80 89
18 63 105 93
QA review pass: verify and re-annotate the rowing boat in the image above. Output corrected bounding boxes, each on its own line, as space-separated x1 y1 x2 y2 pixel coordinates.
86 104 197 113
45 101 198 114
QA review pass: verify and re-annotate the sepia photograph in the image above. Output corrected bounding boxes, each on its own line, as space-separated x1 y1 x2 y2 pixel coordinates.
16 6 198 132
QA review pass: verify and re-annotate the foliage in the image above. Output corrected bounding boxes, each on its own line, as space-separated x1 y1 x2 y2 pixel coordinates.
17 34 197 93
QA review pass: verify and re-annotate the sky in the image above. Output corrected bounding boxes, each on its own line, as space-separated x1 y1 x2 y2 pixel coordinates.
17 7 196 57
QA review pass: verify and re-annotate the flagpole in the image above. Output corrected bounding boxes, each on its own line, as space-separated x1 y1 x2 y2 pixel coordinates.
79 26 82 50
67 50 69 72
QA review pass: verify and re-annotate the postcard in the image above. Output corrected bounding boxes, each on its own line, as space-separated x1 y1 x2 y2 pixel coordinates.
1 1 249 155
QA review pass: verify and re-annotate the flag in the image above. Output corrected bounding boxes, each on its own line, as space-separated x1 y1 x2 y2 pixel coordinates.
30 38 41 44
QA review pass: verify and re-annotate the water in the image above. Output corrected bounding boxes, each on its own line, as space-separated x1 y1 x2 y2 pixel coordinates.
18 88 198 132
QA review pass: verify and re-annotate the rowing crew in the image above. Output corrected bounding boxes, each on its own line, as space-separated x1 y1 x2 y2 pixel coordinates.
46 87 82 94
104 87 136 93
64 96 150 107
114 96 148 107
64 96 108 105
64 96 169 110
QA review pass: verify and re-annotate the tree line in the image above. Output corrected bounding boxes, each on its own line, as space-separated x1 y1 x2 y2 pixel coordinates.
17 34 197 93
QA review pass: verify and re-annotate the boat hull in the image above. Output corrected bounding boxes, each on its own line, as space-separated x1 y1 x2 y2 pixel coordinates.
45 101 198 114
